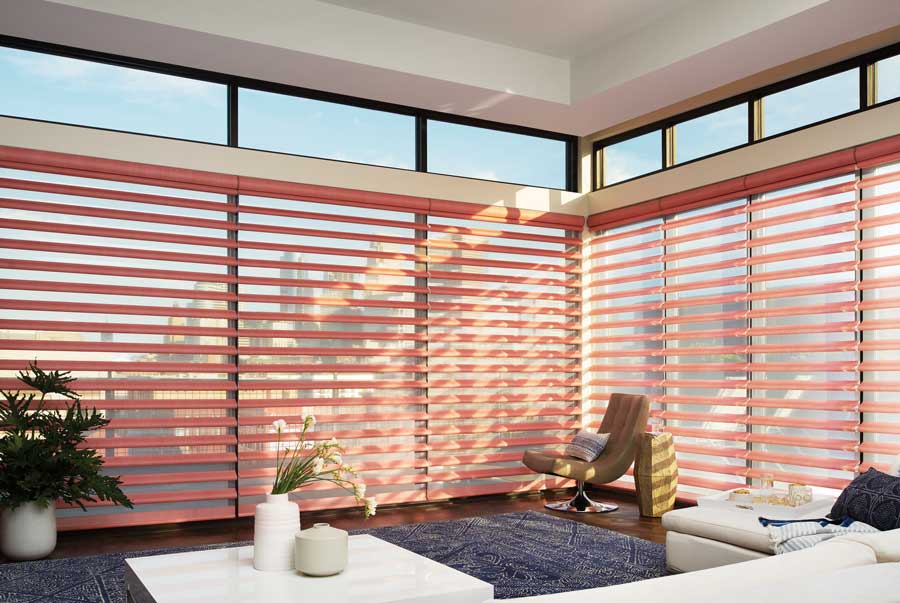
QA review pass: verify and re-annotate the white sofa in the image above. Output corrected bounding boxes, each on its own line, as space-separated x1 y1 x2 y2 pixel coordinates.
509 458 900 602
508 529 900 603
663 455 900 572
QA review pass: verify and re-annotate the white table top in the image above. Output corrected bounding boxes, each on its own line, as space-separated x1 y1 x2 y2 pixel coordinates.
125 535 494 603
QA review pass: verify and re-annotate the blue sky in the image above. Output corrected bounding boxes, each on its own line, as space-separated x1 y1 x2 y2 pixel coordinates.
0 46 567 190
0 47 227 143
427 121 566 189
877 54 900 103
238 88 415 170
603 130 661 185
675 104 747 164
763 69 859 136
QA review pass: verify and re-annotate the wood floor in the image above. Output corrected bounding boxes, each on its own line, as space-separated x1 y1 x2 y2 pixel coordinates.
6 487 669 562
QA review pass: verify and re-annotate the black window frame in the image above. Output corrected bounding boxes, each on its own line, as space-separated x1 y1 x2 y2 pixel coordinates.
593 40 900 190
0 34 578 192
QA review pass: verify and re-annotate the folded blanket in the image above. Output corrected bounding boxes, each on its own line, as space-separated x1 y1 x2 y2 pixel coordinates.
762 516 879 554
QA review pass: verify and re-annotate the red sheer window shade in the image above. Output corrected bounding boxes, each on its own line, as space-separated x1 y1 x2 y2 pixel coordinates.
585 218 665 492
235 191 430 514
0 145 583 528
588 134 900 501
425 214 582 499
0 166 239 530
860 158 900 474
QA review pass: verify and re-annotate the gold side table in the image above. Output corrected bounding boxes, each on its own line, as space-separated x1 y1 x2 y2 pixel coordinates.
633 431 678 517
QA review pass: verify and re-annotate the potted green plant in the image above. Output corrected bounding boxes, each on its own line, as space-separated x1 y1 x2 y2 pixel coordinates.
0 362 132 560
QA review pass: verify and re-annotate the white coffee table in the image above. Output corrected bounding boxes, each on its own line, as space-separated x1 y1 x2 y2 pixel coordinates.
125 534 494 603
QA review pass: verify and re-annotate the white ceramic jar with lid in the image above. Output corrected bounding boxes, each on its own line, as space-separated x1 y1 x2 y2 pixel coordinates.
294 522 349 576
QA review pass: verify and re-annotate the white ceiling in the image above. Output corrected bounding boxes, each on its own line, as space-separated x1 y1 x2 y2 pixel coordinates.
2 0 900 135
320 0 698 59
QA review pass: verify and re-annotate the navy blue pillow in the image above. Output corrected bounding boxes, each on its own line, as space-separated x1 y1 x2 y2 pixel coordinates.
830 468 900 531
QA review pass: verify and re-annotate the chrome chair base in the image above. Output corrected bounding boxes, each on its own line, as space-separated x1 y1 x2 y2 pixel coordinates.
544 481 619 513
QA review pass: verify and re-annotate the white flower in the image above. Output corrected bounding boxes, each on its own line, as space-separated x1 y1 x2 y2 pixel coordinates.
332 452 343 465
328 437 338 447
272 419 288 432
364 496 378 516
354 483 366 498
304 414 317 427
312 457 325 474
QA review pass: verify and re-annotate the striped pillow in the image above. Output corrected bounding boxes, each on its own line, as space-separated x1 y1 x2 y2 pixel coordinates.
565 431 610 462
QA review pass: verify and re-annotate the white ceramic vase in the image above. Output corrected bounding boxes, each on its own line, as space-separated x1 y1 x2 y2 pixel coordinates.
253 493 301 571
0 500 57 560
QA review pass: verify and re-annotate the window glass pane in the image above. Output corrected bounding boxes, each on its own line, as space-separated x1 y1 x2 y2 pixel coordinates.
674 104 748 164
602 131 662 186
763 69 859 137
875 54 900 103
426 121 566 189
0 46 227 143
239 88 415 169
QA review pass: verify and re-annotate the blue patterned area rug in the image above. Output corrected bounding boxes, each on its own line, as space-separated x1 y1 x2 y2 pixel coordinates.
359 511 667 598
0 510 666 602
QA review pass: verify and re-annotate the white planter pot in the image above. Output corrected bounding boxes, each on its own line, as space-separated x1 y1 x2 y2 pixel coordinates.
253 493 300 571
0 501 57 561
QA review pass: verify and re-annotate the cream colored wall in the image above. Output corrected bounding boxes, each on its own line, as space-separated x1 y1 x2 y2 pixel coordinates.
585 100 900 215
0 117 586 217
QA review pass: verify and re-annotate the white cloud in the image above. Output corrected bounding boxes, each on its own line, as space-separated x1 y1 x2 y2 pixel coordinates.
471 170 499 181
118 69 222 107
4 52 101 80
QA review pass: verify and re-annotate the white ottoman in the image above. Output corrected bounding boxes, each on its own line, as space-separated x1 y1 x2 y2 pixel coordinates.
662 499 840 572
662 506 774 572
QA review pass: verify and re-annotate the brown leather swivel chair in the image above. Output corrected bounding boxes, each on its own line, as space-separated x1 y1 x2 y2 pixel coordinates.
522 393 649 512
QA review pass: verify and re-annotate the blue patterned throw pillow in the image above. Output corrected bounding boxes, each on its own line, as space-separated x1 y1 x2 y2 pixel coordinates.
565 431 610 462
830 468 900 531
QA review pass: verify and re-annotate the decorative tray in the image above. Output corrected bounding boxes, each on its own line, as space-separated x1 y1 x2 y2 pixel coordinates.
697 489 835 518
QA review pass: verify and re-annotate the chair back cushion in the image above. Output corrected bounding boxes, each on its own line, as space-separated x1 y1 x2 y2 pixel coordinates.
565 430 610 461
592 393 650 480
